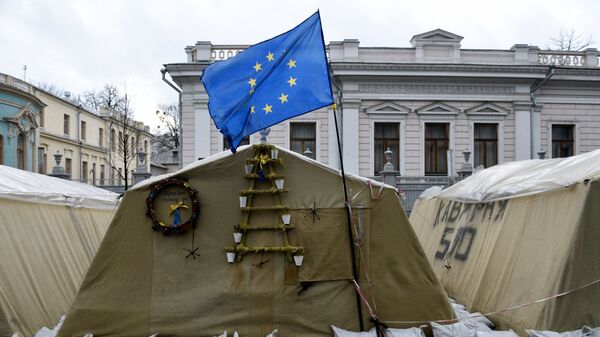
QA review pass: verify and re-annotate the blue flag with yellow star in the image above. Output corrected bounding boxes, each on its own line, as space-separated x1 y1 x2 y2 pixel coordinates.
201 11 333 152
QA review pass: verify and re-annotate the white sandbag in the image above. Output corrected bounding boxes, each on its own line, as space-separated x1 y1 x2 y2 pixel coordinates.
465 313 495 328
432 319 494 337
266 329 279 337
477 330 519 337
526 329 584 337
214 331 227 337
331 325 377 337
385 327 426 337
581 326 600 337
432 321 477 337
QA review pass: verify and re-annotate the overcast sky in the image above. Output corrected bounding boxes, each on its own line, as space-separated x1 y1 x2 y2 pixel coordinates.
1 0 598 130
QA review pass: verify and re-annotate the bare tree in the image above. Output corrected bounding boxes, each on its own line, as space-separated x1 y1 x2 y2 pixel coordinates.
548 28 594 51
83 84 126 112
154 103 180 148
111 95 141 190
84 84 141 190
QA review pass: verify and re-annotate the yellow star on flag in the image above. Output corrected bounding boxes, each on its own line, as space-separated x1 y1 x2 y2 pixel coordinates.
253 62 262 72
278 93 288 103
287 76 297 87
263 104 273 114
248 78 257 87
266 52 275 62
251 106 255 114
287 59 296 69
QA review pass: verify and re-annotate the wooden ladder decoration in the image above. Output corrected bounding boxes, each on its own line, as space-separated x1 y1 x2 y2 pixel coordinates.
225 144 304 265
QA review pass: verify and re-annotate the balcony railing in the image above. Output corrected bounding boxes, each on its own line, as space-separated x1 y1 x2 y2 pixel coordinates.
537 51 588 67
210 45 248 61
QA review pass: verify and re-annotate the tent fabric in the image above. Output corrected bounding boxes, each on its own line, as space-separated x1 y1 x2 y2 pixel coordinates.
0 180 116 337
427 149 600 203
0 165 118 209
57 145 453 337
410 154 600 335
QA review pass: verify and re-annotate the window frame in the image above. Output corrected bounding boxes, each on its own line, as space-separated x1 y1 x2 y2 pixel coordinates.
288 121 318 160
81 120 87 141
473 123 499 168
64 114 70 136
551 124 575 158
421 121 453 177
373 122 401 175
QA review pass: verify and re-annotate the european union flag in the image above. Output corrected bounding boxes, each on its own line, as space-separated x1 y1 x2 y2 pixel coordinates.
202 11 333 152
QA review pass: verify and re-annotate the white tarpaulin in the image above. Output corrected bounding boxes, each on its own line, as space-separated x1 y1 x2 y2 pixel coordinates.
0 165 118 209
0 165 117 337
428 149 600 203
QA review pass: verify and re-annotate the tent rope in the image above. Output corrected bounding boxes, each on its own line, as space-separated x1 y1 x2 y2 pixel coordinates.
383 276 600 325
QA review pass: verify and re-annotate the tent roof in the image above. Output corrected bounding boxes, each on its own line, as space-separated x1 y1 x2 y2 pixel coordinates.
425 148 600 203
0 165 118 209
133 144 388 191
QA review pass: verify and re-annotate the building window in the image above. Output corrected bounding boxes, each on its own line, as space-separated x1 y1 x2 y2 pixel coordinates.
290 122 316 159
82 161 88 183
118 168 122 185
17 133 25 170
37 147 47 174
474 123 498 168
64 114 70 135
40 110 44 128
223 136 250 151
92 163 96 185
424 123 449 176
65 158 72 176
0 135 3 165
81 121 86 140
111 128 116 151
118 131 123 151
552 125 574 158
100 164 105 185
374 122 399 175
99 128 104 148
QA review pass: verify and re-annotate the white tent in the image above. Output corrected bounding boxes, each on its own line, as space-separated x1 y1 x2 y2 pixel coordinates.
0 165 118 337
410 150 600 334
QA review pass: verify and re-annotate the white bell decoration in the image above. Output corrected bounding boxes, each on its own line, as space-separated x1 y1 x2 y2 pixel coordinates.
275 179 284 190
271 149 279 159
281 213 291 225
293 255 304 267
244 164 254 174
239 196 247 208
233 231 243 244
226 252 236 263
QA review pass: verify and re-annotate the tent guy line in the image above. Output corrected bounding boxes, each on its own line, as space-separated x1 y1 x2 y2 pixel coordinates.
383 276 600 326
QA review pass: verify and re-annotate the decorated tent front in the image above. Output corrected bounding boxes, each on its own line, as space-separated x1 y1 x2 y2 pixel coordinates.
57 144 453 337
0 165 118 337
409 149 600 335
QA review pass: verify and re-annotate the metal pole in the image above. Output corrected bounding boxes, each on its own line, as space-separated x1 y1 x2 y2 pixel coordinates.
332 102 365 331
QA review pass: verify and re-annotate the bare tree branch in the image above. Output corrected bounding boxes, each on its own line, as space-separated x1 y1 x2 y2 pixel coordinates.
547 28 594 51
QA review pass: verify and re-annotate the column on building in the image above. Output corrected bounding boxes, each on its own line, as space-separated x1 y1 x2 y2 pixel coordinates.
513 102 533 160
341 99 360 175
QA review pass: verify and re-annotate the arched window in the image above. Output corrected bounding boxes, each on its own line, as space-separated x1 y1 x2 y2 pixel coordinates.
17 133 25 169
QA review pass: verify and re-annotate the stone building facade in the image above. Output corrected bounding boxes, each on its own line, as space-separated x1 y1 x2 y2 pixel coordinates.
164 29 600 179
0 72 152 188
0 73 45 172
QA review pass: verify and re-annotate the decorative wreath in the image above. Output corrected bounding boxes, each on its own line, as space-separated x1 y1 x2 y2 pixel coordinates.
146 178 200 235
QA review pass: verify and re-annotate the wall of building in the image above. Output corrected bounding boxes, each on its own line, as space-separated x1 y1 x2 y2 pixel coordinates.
166 30 600 177
0 76 44 172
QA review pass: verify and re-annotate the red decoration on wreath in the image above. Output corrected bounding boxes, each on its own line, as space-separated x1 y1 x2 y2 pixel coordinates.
146 178 200 235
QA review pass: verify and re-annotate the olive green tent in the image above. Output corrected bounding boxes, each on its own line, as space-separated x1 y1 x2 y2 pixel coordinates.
0 165 117 337
58 144 452 337
410 150 600 335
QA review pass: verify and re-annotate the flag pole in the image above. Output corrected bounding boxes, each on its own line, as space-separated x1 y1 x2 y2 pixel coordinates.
331 102 365 332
